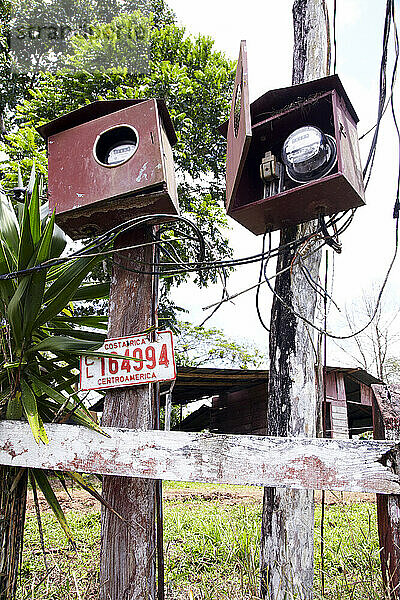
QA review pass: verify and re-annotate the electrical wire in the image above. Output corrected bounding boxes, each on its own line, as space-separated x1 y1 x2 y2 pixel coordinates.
318 214 342 254
299 257 340 312
333 0 337 74
262 216 399 340
390 0 400 219
359 97 391 141
320 248 329 598
0 214 205 281
202 209 355 314
240 0 400 342
111 211 355 276
3 1 398 338
255 230 271 333
363 0 395 189
0 204 357 285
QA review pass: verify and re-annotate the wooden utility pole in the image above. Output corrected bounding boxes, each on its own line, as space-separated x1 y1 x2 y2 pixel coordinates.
99 227 157 600
260 1 330 599
372 384 400 600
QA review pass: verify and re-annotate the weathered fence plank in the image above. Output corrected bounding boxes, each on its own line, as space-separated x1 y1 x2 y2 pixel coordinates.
0 421 399 495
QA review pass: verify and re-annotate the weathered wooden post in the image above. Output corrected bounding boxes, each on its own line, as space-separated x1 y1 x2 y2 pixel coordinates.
38 98 179 600
372 384 400 600
99 227 157 600
260 2 330 598
220 4 364 596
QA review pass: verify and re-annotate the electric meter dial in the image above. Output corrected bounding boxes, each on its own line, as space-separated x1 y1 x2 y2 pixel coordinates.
282 125 337 183
105 141 137 166
94 125 139 168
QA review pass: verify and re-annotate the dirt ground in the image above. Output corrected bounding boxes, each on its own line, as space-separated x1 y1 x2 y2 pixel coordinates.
26 484 376 514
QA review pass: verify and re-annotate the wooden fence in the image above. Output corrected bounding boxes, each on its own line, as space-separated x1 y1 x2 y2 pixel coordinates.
0 420 399 494
0 384 399 596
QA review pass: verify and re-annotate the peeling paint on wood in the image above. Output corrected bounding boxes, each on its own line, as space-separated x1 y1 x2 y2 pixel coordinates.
261 2 332 597
373 384 400 599
0 421 399 495
100 228 156 600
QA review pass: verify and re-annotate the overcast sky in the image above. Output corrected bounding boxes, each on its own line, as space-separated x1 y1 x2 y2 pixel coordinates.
167 0 400 367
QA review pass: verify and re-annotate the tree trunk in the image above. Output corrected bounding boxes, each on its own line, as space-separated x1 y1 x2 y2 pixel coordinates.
99 228 157 600
0 467 28 600
372 384 400 600
260 2 330 599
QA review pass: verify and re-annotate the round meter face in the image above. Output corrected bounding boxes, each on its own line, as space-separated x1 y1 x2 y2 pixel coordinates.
94 125 139 168
282 126 337 183
106 141 137 166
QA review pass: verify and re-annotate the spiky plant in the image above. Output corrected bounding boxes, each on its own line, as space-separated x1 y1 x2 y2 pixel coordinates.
0 171 111 599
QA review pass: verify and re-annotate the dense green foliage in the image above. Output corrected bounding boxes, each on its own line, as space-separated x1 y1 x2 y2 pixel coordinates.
0 0 174 116
175 321 265 368
1 8 235 292
0 2 242 371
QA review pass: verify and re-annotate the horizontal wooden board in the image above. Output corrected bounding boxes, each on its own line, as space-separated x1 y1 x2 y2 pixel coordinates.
0 421 399 494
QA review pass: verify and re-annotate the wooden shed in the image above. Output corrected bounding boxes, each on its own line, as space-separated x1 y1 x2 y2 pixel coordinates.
91 366 380 438
170 366 380 439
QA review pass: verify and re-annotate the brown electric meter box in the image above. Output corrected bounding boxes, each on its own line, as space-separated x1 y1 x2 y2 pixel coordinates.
38 99 179 239
219 41 365 235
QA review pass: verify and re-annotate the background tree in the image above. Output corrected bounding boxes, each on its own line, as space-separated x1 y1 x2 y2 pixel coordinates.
333 285 400 382
175 321 265 369
384 357 400 383
0 9 235 304
0 0 174 136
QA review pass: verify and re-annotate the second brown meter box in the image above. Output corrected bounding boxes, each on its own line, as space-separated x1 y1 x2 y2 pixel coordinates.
220 41 365 235
38 99 178 239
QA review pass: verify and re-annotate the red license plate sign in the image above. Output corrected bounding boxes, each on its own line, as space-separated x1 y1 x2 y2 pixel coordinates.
79 330 176 391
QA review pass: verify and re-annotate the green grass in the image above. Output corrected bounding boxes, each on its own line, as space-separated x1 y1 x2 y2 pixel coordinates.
314 503 385 600
164 500 261 599
17 484 386 600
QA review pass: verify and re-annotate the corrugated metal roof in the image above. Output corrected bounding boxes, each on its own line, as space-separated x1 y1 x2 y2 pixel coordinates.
169 367 268 404
172 366 381 404
327 366 382 387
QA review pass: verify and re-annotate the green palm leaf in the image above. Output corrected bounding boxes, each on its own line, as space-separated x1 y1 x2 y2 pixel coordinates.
29 335 101 355
52 315 108 329
72 282 110 301
5 391 22 420
17 192 34 271
20 380 49 444
46 328 106 343
29 177 41 246
0 240 17 308
35 254 107 328
23 211 56 339
0 190 20 256
30 469 76 548
29 373 106 435
6 276 29 348
1 171 120 544
67 472 129 523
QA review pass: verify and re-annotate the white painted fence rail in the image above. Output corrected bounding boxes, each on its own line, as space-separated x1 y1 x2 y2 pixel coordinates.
0 420 399 494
